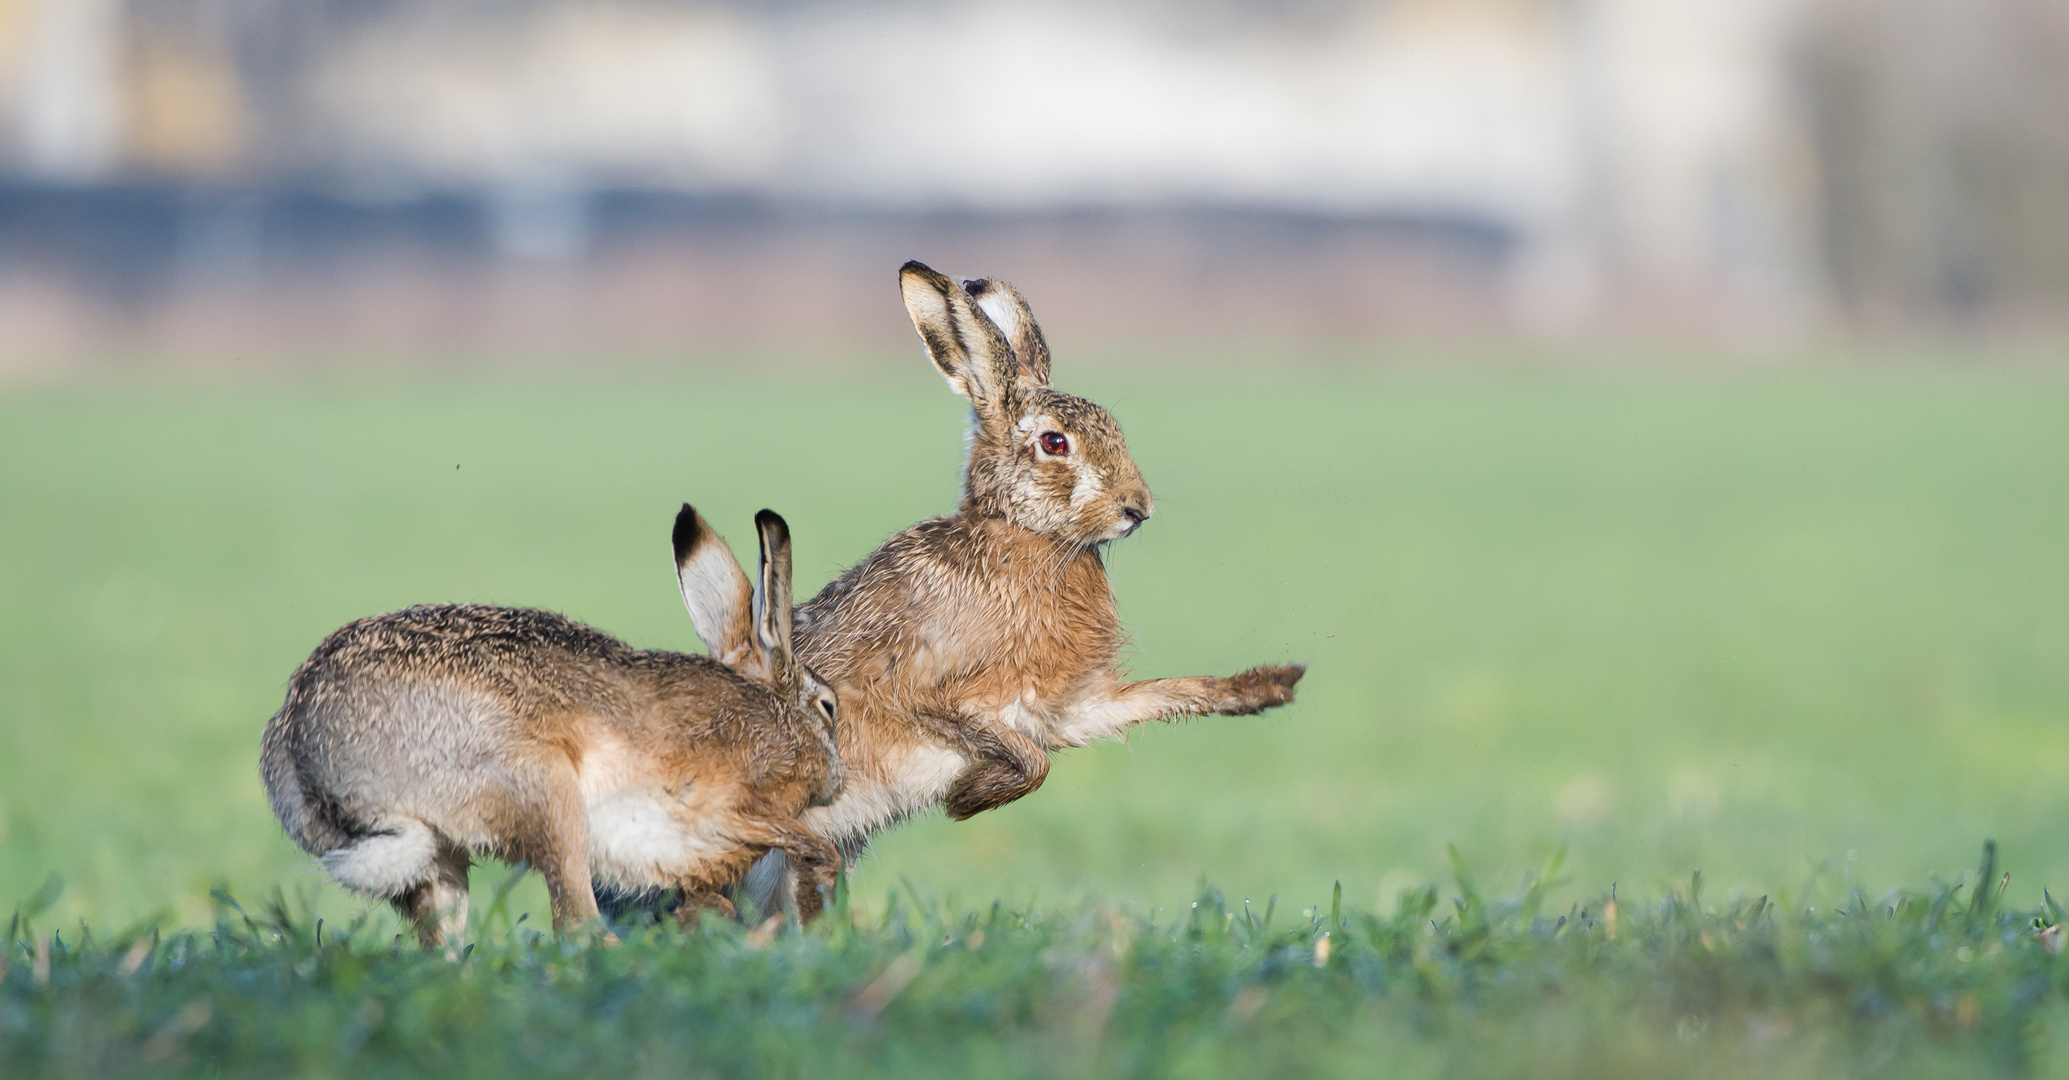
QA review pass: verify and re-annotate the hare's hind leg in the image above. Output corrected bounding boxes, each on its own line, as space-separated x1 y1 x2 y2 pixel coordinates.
394 844 471 955
316 817 465 949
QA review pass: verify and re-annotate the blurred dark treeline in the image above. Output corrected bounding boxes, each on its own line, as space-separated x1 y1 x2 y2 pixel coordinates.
0 0 2065 362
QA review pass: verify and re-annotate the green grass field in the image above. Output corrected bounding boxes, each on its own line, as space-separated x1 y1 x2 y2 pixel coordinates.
4 357 2068 1075
9 849 2069 1079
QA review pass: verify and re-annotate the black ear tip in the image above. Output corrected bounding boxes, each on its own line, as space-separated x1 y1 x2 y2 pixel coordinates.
671 504 702 558
754 509 789 538
900 259 933 276
960 277 991 296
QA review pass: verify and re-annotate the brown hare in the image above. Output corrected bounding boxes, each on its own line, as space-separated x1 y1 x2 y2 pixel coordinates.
260 506 843 949
737 261 1304 914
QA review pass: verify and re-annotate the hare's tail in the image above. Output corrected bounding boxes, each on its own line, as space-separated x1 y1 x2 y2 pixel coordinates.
318 820 441 899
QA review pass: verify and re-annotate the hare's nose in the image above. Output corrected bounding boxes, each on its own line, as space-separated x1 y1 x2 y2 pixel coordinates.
1120 506 1148 530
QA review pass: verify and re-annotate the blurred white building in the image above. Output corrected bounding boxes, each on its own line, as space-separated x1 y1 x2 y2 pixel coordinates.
3 0 2051 354
313 0 1817 332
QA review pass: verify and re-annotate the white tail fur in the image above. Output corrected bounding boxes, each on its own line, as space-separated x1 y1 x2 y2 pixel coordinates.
319 820 439 898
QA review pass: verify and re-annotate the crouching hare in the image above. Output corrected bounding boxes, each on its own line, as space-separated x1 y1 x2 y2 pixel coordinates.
260 507 843 949
739 261 1304 914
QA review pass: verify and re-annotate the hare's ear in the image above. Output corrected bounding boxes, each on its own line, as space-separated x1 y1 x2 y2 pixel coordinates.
900 261 1021 421
751 509 799 691
672 504 758 673
965 278 1051 390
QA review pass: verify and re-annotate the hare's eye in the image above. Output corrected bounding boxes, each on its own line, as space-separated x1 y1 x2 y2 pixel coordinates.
817 697 836 722
1039 431 1069 456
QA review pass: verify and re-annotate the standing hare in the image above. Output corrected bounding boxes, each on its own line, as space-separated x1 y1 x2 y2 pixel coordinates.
260 507 842 949
737 261 1304 913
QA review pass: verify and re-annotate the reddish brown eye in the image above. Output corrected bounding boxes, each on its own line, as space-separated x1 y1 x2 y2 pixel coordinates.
1040 431 1069 456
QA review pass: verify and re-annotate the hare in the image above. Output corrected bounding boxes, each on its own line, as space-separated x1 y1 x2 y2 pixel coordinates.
735 261 1305 914
259 506 843 950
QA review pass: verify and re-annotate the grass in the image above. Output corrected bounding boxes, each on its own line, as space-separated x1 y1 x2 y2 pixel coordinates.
9 844 2069 1079
2 356 2068 1074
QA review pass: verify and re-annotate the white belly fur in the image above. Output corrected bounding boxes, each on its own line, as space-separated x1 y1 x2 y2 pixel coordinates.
995 697 1049 739
584 790 733 889
576 733 731 890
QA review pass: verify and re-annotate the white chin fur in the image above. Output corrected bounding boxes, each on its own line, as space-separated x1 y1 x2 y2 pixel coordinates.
320 820 439 898
803 743 967 846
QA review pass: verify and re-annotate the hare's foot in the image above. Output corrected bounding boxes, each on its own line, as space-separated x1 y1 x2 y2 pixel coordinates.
786 836 843 922
674 889 739 928
1219 664 1305 715
944 729 1051 821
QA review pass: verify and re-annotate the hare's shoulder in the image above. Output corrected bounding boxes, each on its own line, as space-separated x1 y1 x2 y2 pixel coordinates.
798 516 1109 628
865 516 972 570
624 648 769 699
797 516 960 613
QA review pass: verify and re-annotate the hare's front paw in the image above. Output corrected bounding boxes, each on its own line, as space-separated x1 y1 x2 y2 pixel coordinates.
791 839 842 923
1221 664 1306 715
944 750 1052 821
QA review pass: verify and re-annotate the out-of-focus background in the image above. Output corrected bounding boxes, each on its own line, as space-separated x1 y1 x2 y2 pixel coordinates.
1 0 2066 932
0 0 2066 362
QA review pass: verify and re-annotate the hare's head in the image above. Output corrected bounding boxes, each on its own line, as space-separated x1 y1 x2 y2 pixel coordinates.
673 505 843 804
900 261 1153 547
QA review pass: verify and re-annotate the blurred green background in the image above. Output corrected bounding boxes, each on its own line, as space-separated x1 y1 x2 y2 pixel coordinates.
2 357 2066 932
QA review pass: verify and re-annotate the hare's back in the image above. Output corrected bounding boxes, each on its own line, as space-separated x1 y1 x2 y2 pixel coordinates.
284 603 639 727
272 605 637 821
307 604 626 671
296 601 622 684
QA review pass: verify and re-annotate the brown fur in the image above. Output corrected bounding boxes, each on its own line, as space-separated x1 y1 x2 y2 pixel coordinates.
735 263 1304 912
260 508 841 950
